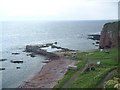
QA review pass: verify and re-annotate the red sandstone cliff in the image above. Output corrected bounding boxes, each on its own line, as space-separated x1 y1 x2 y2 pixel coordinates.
100 21 120 48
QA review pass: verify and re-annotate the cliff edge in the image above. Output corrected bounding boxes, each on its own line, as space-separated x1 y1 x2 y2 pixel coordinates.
100 21 120 48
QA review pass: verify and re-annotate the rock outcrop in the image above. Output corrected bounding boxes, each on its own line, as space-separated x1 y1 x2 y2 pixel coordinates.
26 45 60 60
99 21 120 48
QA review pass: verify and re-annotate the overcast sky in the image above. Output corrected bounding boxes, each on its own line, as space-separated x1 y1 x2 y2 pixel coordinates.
0 0 119 21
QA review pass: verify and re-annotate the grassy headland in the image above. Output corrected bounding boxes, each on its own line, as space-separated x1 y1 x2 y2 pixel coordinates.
53 48 118 89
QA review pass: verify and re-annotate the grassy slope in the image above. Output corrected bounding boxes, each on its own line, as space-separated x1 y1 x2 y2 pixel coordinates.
53 48 118 89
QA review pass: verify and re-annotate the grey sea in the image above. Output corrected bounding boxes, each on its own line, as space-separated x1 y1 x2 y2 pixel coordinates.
0 20 113 88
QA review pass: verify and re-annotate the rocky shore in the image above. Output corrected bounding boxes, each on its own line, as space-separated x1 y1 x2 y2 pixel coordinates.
25 43 76 60
18 43 77 88
26 44 59 60
19 58 76 88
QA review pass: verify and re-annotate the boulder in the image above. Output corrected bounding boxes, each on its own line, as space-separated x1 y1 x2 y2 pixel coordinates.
68 65 77 70
16 67 21 69
10 60 23 64
0 59 7 61
0 68 5 70
12 53 20 55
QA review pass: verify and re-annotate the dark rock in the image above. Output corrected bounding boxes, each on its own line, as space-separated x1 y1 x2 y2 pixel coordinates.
96 41 99 44
92 43 95 45
0 68 5 70
22 50 26 52
46 43 53 46
0 59 7 61
10 60 23 64
54 42 57 44
26 54 30 56
26 53 36 57
51 45 57 48
16 67 21 69
26 45 38 52
57 47 62 49
41 45 47 47
30 53 36 57
88 34 100 40
12 53 20 55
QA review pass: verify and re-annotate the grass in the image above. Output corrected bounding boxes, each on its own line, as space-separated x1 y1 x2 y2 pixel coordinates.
70 67 116 88
53 48 118 89
53 52 87 89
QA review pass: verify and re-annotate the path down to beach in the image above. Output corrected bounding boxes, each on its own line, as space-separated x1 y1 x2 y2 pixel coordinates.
62 63 88 88
19 58 76 88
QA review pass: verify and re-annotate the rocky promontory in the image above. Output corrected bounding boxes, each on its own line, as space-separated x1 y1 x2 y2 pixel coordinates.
100 21 120 48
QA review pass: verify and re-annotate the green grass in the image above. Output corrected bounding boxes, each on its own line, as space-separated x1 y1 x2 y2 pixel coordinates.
70 67 116 88
53 48 118 89
53 70 75 89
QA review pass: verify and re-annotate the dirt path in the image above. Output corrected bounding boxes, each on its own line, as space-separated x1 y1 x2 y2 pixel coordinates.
62 64 88 88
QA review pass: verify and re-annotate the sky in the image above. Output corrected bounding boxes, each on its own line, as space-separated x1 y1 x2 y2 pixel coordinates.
0 0 119 21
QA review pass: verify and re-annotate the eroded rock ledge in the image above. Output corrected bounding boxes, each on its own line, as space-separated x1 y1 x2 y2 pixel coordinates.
25 43 75 60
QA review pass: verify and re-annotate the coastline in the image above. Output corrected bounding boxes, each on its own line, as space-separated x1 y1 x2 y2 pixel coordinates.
2 20 118 89
18 48 97 88
19 54 77 88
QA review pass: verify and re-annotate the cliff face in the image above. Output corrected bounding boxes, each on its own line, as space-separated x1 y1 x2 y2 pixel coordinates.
100 21 120 48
